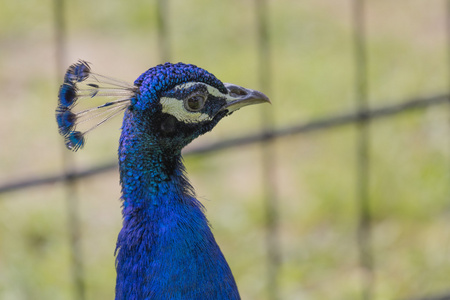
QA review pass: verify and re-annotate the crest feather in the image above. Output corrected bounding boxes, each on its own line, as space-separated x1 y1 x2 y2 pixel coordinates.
56 60 136 151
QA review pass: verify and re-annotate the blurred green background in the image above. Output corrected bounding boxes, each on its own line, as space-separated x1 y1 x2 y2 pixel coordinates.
1 0 450 299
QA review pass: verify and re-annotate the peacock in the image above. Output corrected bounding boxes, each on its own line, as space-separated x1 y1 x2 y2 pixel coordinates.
56 60 270 299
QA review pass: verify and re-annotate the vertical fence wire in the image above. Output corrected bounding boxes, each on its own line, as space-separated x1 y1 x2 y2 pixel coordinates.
446 4 450 280
352 1 374 299
256 0 281 299
156 0 170 62
54 0 86 299
446 1 450 178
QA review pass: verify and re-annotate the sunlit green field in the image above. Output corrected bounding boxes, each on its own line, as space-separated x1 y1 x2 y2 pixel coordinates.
1 1 449 299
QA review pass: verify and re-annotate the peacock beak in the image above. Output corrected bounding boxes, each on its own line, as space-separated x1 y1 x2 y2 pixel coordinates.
221 83 271 112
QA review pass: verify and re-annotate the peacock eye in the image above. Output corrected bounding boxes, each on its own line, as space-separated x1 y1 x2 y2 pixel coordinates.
184 94 206 112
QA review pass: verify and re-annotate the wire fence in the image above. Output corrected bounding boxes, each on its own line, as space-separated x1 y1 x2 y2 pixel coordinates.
1 1 450 300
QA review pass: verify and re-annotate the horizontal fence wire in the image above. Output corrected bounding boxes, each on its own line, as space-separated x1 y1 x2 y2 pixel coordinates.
407 293 450 300
0 93 448 195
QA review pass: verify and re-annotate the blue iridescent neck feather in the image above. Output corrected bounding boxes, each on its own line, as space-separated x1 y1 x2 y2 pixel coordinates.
115 111 240 299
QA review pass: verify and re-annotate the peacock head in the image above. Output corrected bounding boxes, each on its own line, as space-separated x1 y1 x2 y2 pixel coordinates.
56 61 270 151
129 62 270 150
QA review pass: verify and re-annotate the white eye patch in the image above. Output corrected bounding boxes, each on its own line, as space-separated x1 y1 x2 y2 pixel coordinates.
160 82 232 124
160 97 212 124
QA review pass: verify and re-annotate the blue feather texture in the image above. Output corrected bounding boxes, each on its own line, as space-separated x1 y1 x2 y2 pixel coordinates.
133 62 227 111
56 61 270 299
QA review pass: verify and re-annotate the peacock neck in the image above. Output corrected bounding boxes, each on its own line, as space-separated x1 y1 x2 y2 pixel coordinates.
118 109 189 205
114 110 240 299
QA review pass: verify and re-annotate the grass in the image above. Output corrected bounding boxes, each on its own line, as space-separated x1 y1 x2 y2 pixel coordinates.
1 0 450 299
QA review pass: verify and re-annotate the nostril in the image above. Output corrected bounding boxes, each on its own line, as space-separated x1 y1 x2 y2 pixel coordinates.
229 87 248 97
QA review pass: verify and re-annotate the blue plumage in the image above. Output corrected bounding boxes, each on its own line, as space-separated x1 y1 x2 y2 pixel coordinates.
133 62 227 110
58 83 77 108
64 60 91 83
55 107 76 136
56 60 270 299
65 131 85 151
